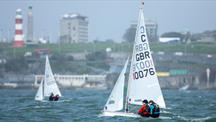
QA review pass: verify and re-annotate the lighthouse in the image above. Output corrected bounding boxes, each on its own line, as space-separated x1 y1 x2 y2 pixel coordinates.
13 9 24 48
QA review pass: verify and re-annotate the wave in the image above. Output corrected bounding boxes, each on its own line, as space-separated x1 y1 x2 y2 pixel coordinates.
159 116 172 120
34 105 48 109
164 107 172 110
176 115 215 122
190 117 216 122
161 110 171 114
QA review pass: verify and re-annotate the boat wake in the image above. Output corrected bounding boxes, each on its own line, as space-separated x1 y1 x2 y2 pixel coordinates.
34 98 72 103
98 110 172 120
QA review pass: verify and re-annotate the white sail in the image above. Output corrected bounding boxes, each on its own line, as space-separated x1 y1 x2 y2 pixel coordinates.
127 7 166 108
35 79 44 101
104 59 129 112
44 56 62 97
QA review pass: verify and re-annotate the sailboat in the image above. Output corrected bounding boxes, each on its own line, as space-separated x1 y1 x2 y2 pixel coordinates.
35 55 62 101
102 2 166 117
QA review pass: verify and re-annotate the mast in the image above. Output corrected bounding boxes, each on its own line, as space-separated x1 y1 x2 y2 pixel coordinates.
42 79 44 100
42 56 47 99
125 0 145 112
124 68 129 112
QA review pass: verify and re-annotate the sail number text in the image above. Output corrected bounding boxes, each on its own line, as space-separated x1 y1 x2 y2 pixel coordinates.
132 25 156 80
136 51 150 61
133 68 155 79
132 59 153 71
140 26 146 42
135 43 148 52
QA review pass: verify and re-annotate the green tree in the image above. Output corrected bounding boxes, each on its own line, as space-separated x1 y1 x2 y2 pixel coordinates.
86 51 110 70
123 26 136 42
4 56 29 73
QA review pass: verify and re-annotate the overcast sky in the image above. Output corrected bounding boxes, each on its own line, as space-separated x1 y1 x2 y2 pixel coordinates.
0 0 215 42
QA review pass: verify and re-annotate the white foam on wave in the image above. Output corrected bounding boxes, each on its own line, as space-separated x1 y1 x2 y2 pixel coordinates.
34 105 47 109
190 116 213 122
176 115 188 121
176 115 213 122
159 116 172 120
55 99 73 103
163 107 172 110
161 110 171 114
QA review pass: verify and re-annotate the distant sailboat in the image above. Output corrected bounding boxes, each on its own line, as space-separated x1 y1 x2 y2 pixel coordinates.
35 55 62 101
102 2 165 117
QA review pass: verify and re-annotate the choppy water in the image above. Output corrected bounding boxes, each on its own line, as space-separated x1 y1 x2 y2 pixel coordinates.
0 88 215 122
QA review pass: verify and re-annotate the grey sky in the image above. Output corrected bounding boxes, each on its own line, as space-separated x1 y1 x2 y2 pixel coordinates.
0 0 215 42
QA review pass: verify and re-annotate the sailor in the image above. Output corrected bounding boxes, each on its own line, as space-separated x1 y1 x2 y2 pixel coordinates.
148 100 160 118
53 94 60 101
138 99 150 117
49 93 54 101
152 103 160 118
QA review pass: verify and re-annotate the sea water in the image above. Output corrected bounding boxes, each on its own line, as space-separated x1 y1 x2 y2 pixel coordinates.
0 88 215 122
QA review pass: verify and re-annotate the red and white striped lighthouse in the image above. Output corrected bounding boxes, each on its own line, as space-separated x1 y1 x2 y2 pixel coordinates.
13 9 24 48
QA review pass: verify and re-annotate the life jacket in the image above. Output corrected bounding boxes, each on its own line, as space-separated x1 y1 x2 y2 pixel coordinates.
148 104 155 115
53 95 59 101
148 103 160 116
143 104 150 115
152 104 160 118
138 104 150 116
49 95 54 101
154 104 160 115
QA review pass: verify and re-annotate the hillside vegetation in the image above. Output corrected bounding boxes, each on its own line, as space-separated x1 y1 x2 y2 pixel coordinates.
1 42 216 56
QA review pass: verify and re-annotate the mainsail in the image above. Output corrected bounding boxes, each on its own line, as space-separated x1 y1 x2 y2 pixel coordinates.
104 59 129 112
44 56 61 97
127 6 166 108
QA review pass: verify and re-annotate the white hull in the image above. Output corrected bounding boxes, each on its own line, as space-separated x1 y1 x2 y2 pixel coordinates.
101 111 140 118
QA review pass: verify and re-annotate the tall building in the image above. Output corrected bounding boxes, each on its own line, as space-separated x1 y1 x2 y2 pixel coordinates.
13 9 24 48
131 19 158 42
59 13 88 43
145 19 158 42
26 6 34 45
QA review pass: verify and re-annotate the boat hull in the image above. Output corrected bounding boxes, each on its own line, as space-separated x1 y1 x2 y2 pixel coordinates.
101 111 140 118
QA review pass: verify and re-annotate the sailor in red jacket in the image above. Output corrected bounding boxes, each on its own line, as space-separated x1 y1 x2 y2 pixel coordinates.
138 99 150 117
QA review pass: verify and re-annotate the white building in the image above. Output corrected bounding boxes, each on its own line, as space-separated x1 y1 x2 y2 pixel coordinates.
159 37 181 43
34 74 106 88
59 13 88 43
